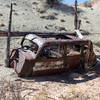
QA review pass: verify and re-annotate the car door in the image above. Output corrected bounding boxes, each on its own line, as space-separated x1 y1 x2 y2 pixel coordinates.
32 43 68 75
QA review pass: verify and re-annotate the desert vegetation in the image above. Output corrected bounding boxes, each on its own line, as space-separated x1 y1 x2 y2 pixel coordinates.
0 79 96 100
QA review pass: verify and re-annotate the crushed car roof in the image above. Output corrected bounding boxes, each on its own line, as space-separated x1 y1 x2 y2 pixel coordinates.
25 34 89 46
25 34 45 47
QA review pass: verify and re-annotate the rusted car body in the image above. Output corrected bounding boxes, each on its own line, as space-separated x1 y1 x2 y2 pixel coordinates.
9 34 96 77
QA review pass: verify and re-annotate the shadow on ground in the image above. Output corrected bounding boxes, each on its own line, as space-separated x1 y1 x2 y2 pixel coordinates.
23 55 100 84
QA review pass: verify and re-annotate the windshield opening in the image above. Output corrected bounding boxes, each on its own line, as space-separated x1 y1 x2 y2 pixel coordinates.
22 39 38 54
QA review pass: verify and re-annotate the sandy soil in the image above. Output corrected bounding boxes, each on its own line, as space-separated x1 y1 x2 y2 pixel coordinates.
0 0 100 100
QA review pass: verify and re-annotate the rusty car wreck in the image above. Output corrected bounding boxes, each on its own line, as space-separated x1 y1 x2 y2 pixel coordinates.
9 34 97 77
0 2 96 77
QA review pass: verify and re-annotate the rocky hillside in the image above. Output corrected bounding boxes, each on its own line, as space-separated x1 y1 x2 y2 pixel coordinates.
0 0 75 33
0 0 100 33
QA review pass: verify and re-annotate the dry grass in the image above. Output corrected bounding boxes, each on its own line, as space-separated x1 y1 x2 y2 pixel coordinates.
36 90 53 100
61 87 95 100
29 87 96 100
0 79 24 100
0 78 98 100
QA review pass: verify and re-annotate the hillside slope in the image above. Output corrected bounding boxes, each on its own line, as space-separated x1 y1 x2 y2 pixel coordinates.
0 0 100 33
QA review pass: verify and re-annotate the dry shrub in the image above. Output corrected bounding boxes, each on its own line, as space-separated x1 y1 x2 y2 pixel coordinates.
61 87 95 100
0 80 24 100
0 80 96 100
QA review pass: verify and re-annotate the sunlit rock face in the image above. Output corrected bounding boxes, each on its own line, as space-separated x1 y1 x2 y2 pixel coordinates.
79 0 100 8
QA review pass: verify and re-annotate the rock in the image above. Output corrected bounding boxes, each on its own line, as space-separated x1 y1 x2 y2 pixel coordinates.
59 27 67 31
12 10 16 12
25 9 28 11
38 8 46 13
45 25 54 30
60 19 65 22
48 15 57 20
86 20 90 23
40 15 57 20
40 16 46 19
53 12 58 16
14 12 19 16
32 2 38 5
13 3 17 6
6 4 10 8
83 17 88 20
23 25 26 27
55 26 67 31
45 26 49 29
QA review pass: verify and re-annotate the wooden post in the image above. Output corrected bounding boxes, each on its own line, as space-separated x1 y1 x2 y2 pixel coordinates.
74 0 78 30
6 3 13 67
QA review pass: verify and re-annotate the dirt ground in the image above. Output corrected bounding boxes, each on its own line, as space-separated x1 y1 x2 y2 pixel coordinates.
0 34 100 100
